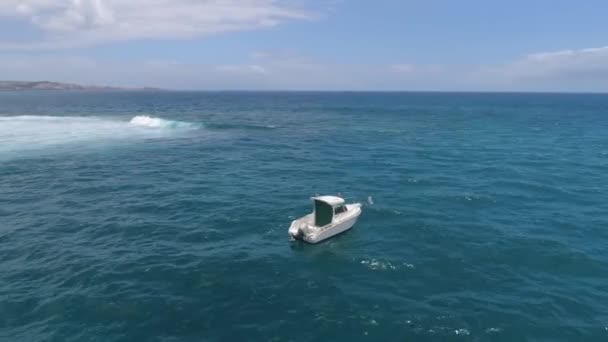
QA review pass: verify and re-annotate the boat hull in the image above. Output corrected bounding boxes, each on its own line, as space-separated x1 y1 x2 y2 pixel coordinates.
289 204 361 244
303 215 358 243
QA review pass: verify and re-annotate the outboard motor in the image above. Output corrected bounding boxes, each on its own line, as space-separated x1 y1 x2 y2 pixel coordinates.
288 221 304 240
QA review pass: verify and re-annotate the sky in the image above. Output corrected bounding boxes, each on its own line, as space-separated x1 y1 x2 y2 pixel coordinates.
0 0 607 91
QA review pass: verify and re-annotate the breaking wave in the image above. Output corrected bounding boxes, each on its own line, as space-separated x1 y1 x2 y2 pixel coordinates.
0 115 200 159
129 115 200 129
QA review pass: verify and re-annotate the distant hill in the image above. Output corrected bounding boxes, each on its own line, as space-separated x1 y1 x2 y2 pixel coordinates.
0 81 162 91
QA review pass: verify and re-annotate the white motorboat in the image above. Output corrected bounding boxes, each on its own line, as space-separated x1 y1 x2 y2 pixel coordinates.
289 196 362 243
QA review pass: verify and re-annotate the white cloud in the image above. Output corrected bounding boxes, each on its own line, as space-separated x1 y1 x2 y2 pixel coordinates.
0 0 313 49
249 49 325 71
216 64 268 74
391 63 443 75
391 63 415 73
0 52 459 91
2 46 608 91
476 46 608 90
516 47 608 77
0 54 409 90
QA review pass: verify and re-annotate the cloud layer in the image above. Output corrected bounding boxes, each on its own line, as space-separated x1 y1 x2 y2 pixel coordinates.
2 46 607 91
496 46 608 80
0 0 312 49
0 2 606 90
475 46 608 91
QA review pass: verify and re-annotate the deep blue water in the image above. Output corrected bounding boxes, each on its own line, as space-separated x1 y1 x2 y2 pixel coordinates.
1 91 608 341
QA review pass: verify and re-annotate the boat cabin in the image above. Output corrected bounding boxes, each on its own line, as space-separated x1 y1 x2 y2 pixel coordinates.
311 196 349 227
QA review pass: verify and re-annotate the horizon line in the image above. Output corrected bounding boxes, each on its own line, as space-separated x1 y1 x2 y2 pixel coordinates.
1 80 606 95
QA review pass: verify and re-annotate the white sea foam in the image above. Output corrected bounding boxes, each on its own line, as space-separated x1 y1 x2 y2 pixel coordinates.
359 258 415 271
454 329 470 336
129 115 197 129
361 259 397 271
0 115 197 159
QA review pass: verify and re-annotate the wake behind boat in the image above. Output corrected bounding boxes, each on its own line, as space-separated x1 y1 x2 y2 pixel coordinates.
289 196 362 243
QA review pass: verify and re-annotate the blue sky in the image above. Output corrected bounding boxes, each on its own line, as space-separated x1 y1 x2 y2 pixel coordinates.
0 0 607 91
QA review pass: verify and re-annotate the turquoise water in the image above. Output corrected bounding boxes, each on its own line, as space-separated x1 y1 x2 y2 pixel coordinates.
1 91 607 341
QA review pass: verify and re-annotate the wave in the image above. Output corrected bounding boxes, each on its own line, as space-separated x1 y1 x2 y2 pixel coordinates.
127 116 276 131
129 115 200 129
0 115 199 159
128 116 277 131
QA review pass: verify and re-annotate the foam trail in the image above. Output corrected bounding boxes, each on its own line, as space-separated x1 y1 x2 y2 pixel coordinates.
129 115 198 129
0 115 198 160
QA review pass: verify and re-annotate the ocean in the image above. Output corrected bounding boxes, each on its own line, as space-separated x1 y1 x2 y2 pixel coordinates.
1 91 607 341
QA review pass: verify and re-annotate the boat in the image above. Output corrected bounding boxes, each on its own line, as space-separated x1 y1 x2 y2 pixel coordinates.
289 195 362 243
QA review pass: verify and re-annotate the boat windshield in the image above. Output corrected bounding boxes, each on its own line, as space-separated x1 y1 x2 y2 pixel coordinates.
334 205 348 215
